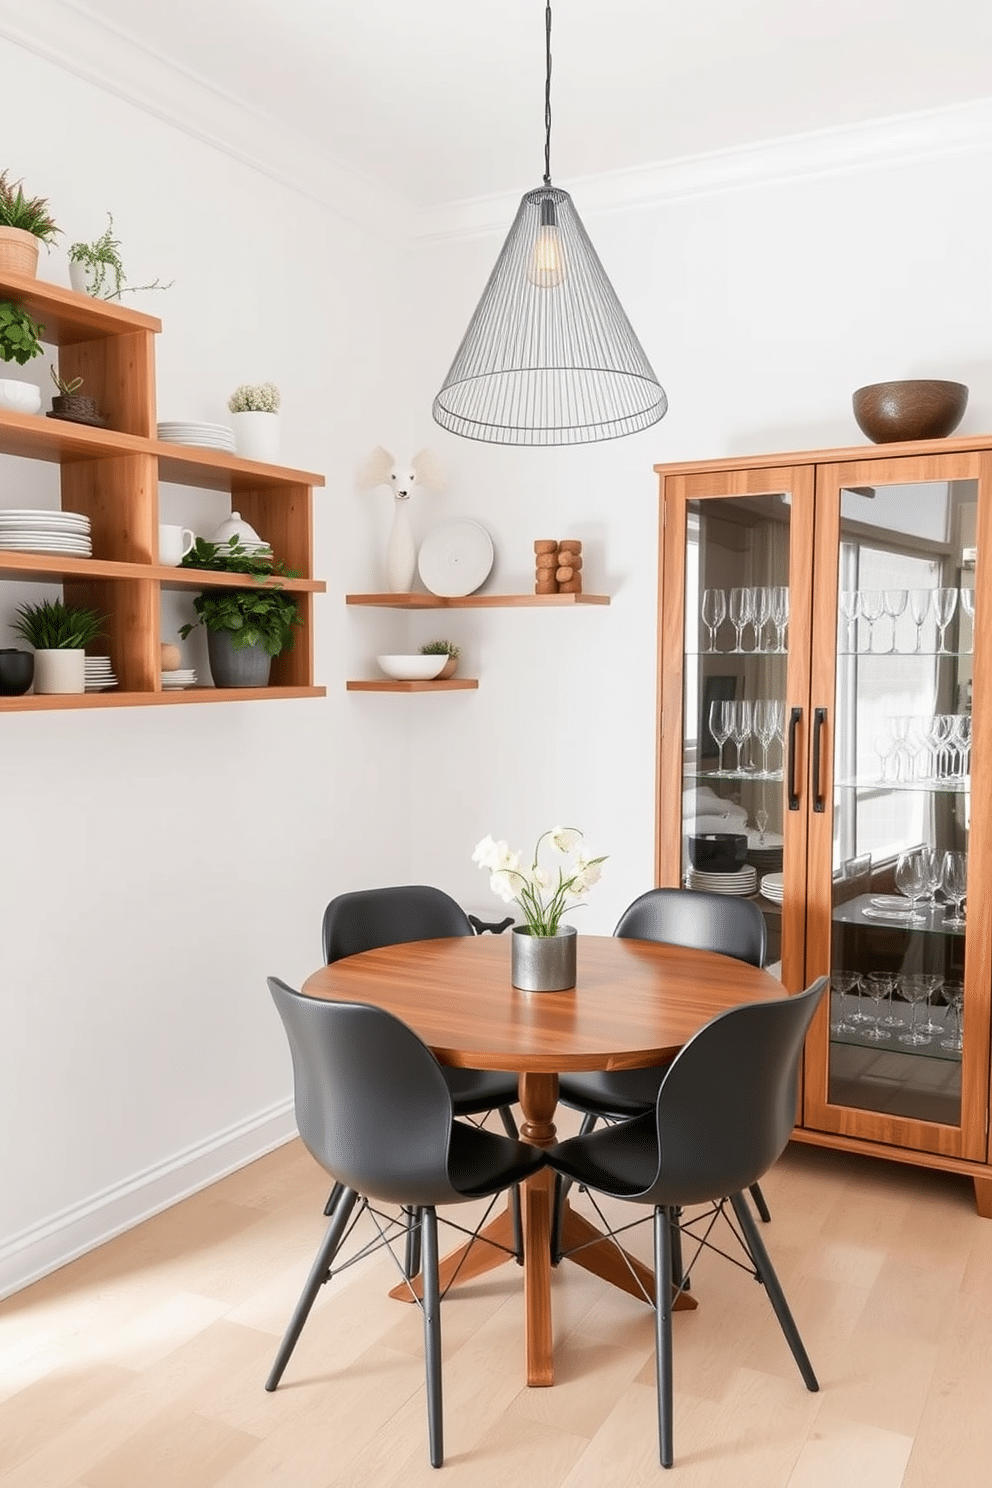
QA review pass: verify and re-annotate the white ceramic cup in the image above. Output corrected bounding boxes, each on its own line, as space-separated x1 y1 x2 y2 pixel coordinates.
159 524 196 567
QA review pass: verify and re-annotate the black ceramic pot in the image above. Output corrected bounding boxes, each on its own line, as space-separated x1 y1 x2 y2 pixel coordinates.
0 648 35 696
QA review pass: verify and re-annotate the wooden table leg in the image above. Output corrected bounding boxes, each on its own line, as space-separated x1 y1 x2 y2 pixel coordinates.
518 1071 559 1386
556 1199 697 1313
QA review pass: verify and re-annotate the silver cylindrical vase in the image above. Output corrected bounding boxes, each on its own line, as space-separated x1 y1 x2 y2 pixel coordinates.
511 924 577 992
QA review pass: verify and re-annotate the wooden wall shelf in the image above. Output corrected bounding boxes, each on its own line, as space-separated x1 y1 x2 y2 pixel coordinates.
346 679 479 692
0 272 325 710
345 592 610 608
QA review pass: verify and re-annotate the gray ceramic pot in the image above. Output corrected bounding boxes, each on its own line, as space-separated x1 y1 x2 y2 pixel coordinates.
510 924 577 992
206 629 272 688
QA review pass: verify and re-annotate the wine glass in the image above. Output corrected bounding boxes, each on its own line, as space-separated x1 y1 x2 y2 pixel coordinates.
948 714 972 782
755 807 769 844
701 588 726 652
872 725 895 784
749 586 771 652
838 589 861 653
933 586 958 654
729 699 753 773
897 974 934 1047
753 699 777 776
882 588 908 653
939 981 964 1053
830 970 861 1036
861 974 893 1040
920 845 942 909
728 587 754 653
708 699 733 775
908 587 930 652
894 849 927 923
940 850 968 929
770 585 790 652
858 589 883 653
960 586 975 652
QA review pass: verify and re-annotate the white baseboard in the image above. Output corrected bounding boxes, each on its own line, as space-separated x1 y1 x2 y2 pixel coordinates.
0 1099 298 1301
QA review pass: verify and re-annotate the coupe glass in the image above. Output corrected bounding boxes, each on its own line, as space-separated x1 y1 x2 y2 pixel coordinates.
729 698 753 773
838 589 861 653
728 587 754 653
830 971 861 1036
908 587 930 652
939 981 964 1053
770 585 790 651
894 849 927 923
750 586 771 652
882 588 908 653
933 586 958 653
858 589 883 653
862 974 893 1040
940 850 968 930
911 973 944 1036
897 974 934 1047
701 588 726 652
708 699 733 775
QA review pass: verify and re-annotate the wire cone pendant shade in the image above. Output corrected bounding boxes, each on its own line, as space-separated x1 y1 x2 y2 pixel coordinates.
433 185 667 445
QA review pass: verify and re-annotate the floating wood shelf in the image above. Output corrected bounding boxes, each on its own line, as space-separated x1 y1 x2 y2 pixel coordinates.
346 679 479 692
345 592 610 608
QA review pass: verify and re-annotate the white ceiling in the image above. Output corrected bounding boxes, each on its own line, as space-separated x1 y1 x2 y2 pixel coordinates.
59 0 992 208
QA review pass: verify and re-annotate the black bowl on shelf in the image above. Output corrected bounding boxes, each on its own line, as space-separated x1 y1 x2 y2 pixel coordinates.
688 832 748 874
0 648 34 696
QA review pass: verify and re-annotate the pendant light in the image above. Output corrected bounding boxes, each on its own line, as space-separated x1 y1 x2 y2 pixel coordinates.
432 1 667 446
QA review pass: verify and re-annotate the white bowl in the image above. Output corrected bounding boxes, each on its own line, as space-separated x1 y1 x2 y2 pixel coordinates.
376 653 447 680
0 379 42 415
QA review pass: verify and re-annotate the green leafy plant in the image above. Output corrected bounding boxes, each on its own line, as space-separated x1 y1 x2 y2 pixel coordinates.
228 382 280 414
0 300 45 365
0 170 60 242
178 585 301 656
67 213 172 300
12 598 105 650
50 365 83 396
419 638 460 657
181 535 297 580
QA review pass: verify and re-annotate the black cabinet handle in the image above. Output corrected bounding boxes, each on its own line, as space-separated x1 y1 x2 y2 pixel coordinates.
812 707 828 813
787 706 803 811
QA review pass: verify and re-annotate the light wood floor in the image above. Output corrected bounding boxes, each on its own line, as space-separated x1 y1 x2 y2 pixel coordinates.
3 1136 992 1486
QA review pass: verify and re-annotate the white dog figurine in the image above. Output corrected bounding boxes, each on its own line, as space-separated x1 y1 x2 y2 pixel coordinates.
357 446 446 592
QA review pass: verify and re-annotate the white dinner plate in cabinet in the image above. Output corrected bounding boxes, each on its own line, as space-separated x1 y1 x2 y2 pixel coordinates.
418 520 494 597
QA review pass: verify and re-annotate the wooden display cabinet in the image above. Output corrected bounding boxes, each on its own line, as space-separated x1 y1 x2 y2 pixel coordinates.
0 271 325 709
656 435 992 1214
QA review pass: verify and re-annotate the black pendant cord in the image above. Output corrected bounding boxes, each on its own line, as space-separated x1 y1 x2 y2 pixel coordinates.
543 1 553 187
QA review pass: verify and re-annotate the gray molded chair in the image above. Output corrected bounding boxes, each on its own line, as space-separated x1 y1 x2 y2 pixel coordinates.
554 887 772 1258
266 976 545 1469
546 976 827 1467
321 885 522 1271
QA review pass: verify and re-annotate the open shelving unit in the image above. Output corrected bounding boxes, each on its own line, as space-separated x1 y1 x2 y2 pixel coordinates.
0 269 325 710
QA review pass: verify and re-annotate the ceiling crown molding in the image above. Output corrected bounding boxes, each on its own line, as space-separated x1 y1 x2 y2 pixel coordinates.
413 97 992 244
0 0 410 244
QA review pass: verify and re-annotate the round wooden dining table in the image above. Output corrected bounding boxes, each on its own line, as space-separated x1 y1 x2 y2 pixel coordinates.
302 932 785 1386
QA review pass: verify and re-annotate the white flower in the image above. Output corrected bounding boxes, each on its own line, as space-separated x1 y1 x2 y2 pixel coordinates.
475 824 608 935
550 826 582 854
489 868 518 904
472 834 500 869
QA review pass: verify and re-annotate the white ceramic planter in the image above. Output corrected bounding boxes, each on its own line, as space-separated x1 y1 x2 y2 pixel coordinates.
33 648 86 694
0 378 42 414
231 411 280 464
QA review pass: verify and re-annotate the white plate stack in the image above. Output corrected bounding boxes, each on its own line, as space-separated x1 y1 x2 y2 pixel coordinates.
157 421 235 452
760 872 785 904
84 657 118 692
685 865 758 896
162 669 197 690
0 508 92 557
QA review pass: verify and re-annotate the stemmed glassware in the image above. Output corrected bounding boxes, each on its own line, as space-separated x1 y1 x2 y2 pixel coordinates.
830 970 861 1036
882 588 908 653
913 974 945 1036
933 586 958 654
750 586 771 652
708 699 733 775
939 982 964 1053
858 589 883 653
948 714 972 781
729 699 753 773
862 974 893 1039
960 586 975 652
839 590 861 653
908 588 930 652
701 588 726 652
753 699 777 776
897 975 934 1047
940 850 968 929
894 849 928 923
728 587 754 653
770 585 790 652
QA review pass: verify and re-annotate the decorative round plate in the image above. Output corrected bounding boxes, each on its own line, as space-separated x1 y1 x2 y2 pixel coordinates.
418 520 494 597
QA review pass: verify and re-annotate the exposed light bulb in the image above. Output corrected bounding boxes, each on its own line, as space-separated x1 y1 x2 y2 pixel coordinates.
527 196 566 288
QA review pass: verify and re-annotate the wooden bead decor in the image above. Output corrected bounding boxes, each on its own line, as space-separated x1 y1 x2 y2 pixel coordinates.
533 538 583 594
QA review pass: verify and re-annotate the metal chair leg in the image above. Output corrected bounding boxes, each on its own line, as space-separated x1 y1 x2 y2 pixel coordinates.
497 1104 518 1138
729 1192 818 1392
551 1112 599 1262
654 1206 675 1468
404 1206 423 1279
421 1207 444 1468
323 1180 344 1217
266 1187 359 1391
749 1180 772 1223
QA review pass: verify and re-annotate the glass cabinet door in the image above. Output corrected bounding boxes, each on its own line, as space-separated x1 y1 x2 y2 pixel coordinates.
658 467 815 992
805 455 992 1157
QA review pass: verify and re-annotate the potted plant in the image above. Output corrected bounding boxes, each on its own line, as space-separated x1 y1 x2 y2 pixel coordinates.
49 366 105 426
11 597 106 695
0 170 60 278
67 213 173 301
228 381 280 463
0 299 45 414
420 638 460 679
178 578 301 689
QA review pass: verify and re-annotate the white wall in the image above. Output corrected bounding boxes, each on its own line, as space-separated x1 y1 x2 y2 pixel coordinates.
4 28 992 1296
